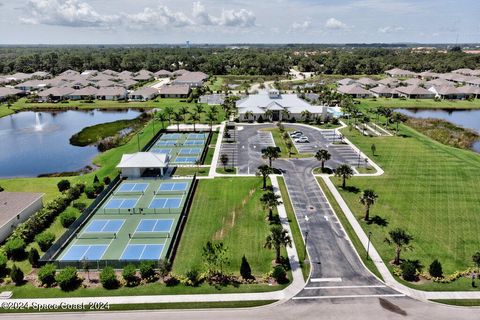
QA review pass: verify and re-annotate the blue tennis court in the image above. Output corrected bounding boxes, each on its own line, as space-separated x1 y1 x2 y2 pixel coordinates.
160 133 182 140
104 198 139 209
184 140 204 146
178 148 202 155
60 244 108 261
149 196 183 209
117 183 149 193
158 182 188 192
121 244 164 260
187 133 207 140
85 219 125 233
136 219 174 233
174 157 198 163
156 140 177 146
151 148 172 154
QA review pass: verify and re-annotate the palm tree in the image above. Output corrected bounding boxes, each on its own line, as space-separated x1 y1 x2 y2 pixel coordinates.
382 108 393 127
264 225 292 263
173 112 184 132
335 164 354 189
155 111 167 130
206 111 217 131
262 146 279 168
384 228 413 265
179 106 190 122
164 106 174 125
244 111 254 121
260 191 282 221
191 112 201 132
256 165 273 190
301 110 311 123
265 110 274 122
281 109 291 121
194 104 204 115
220 154 229 169
285 140 294 157
209 105 219 116
315 149 331 172
392 112 407 135
359 189 378 221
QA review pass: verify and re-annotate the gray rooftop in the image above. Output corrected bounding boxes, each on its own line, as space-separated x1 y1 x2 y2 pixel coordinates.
0 192 43 228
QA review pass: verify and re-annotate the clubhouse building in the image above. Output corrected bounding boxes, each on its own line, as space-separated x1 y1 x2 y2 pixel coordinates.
237 90 328 122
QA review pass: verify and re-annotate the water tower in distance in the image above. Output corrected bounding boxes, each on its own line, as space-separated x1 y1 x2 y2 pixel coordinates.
186 40 190 49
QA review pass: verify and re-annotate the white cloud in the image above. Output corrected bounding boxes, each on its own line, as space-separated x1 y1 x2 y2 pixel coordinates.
125 6 193 29
20 0 118 28
192 1 215 25
325 18 347 30
378 26 405 33
192 2 256 28
291 21 311 32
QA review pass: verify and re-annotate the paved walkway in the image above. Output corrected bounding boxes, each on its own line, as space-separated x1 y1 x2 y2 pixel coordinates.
209 121 225 177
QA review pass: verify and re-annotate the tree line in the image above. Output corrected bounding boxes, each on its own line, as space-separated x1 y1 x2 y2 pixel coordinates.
0 47 479 76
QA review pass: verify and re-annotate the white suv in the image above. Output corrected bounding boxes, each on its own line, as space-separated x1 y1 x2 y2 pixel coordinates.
294 136 309 143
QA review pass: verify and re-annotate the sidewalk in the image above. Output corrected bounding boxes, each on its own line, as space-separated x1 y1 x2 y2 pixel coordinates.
321 175 480 301
209 121 225 177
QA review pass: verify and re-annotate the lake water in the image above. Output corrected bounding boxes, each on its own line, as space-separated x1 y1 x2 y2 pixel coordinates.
0 109 141 178
395 109 480 153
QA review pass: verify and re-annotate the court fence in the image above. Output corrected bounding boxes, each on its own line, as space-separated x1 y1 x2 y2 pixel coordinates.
39 175 123 266
198 131 213 165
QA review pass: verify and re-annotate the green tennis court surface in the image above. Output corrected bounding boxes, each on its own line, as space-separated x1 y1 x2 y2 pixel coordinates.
57 178 192 264
148 132 208 165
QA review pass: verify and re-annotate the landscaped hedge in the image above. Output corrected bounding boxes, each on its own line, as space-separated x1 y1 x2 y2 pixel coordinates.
7 183 84 244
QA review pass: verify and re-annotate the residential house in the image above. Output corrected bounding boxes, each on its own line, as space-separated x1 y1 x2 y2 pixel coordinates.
38 87 75 102
396 86 435 99
159 84 191 98
173 69 189 76
356 77 378 88
370 85 398 98
15 80 49 91
69 86 98 100
385 68 416 78
95 87 127 101
154 70 173 78
428 85 466 100
0 87 24 100
337 84 372 98
377 77 399 87
199 94 225 105
336 78 356 86
133 70 153 81
128 87 158 101
173 72 208 87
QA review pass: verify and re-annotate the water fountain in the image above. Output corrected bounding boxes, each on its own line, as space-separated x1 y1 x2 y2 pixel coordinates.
34 112 43 131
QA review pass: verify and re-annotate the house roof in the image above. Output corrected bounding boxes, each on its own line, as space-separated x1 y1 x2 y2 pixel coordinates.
15 80 48 89
337 84 371 95
38 87 75 97
173 72 208 84
117 152 168 169
370 85 396 94
159 84 191 95
336 78 355 86
71 86 98 96
403 78 424 86
357 77 378 86
96 80 117 87
430 85 462 95
425 79 455 87
385 68 416 76
155 70 173 77
396 86 433 96
0 192 44 228
0 87 23 97
377 77 399 87
129 87 158 96
173 69 189 75
120 79 138 88
96 87 127 96
237 93 324 114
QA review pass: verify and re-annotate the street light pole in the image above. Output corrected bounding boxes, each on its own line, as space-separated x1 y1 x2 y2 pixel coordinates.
137 131 144 152
357 152 361 168
304 231 309 261
366 231 372 260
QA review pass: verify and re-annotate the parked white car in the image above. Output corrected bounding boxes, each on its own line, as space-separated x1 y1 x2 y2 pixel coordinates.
294 136 309 143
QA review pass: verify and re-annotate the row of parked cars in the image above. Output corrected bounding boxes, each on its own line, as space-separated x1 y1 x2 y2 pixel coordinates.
289 131 310 143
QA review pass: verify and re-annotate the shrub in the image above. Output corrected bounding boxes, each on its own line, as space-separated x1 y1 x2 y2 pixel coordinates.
257 115 264 123
85 185 96 199
93 182 104 195
185 268 201 287
4 238 26 261
139 261 156 279
100 267 119 289
35 232 56 252
401 261 417 281
93 175 99 184
59 209 78 228
0 185 4 192
10 265 24 285
38 263 56 287
0 252 7 275
157 259 171 277
103 177 111 185
429 259 443 278
272 265 288 284
55 267 78 291
57 179 71 192
28 248 40 267
72 202 87 212
122 264 138 286
240 255 252 280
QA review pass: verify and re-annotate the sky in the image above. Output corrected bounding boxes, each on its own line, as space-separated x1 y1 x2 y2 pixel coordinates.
0 0 478 44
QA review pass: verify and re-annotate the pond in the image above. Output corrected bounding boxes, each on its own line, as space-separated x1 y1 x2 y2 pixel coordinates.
395 109 480 153
0 109 141 178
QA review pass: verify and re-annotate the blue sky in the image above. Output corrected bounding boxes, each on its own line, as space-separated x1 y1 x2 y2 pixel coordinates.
0 0 478 44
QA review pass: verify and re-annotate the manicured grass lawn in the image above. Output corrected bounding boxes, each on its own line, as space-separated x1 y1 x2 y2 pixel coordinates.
173 177 282 277
173 166 209 177
0 105 15 118
431 299 480 306
277 177 310 281
0 300 277 313
333 125 480 289
262 128 312 158
356 97 480 110
216 167 237 174
207 76 225 92
316 178 383 281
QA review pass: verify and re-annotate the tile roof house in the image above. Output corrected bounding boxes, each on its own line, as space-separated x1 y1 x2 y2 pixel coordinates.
119 79 138 89
0 87 24 100
377 77 400 87
236 90 327 121
428 85 466 99
69 86 98 100
159 84 191 98
128 87 158 101
154 70 173 78
356 77 378 88
173 69 189 76
133 70 153 81
336 78 356 86
385 68 416 78
38 87 75 101
370 85 399 98
396 86 435 99
172 72 208 87
337 84 372 98
15 80 49 91
95 87 127 101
